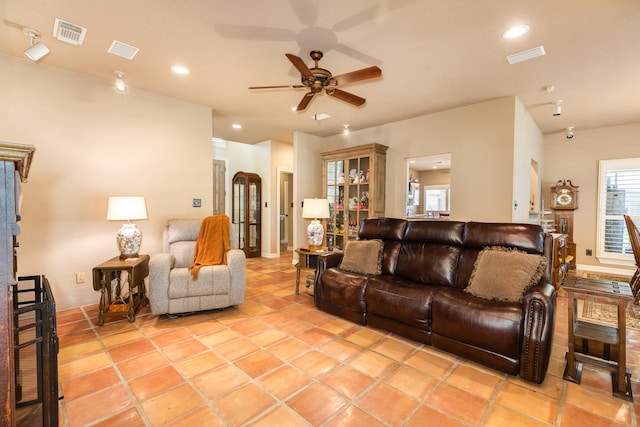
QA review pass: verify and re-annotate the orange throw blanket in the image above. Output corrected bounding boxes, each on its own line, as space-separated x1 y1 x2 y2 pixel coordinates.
188 215 230 280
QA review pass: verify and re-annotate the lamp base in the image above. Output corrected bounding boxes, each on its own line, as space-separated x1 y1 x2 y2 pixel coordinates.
306 219 324 249
308 245 323 252
116 223 142 259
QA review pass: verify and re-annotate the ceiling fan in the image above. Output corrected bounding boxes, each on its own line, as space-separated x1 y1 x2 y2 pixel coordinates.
249 50 382 111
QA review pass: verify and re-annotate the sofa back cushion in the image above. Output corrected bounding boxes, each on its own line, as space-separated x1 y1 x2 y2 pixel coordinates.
394 221 465 287
455 222 546 288
358 218 407 275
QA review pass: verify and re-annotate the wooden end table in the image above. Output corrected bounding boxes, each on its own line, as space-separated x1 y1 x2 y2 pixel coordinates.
92 255 149 326
563 276 633 401
294 248 328 294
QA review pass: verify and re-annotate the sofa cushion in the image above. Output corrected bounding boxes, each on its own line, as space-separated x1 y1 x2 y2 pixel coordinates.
465 247 547 302
365 276 438 330
432 287 523 361
339 239 384 275
171 241 196 268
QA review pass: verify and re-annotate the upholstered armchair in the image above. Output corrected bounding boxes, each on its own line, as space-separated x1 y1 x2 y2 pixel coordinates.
149 218 246 315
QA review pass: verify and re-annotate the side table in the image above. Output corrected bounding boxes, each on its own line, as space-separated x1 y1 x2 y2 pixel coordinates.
294 248 328 294
92 255 150 326
563 276 633 401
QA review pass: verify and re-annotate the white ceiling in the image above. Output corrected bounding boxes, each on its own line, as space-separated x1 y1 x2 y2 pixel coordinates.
1 0 638 145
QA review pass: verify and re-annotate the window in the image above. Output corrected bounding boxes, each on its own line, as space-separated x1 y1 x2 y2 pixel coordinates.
424 185 450 212
596 158 640 265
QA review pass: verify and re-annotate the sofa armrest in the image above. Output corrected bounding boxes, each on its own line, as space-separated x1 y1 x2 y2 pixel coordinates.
519 282 556 383
227 249 246 305
149 253 175 315
314 252 344 307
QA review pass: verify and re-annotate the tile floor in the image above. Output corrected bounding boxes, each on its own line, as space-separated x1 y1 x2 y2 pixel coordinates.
55 253 640 426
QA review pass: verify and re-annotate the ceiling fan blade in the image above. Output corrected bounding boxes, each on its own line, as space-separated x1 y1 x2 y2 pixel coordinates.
327 88 366 106
286 53 314 79
333 66 382 85
296 92 315 111
249 85 305 89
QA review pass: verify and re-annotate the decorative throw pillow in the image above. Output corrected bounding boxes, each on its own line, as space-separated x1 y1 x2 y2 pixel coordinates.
338 239 384 275
465 247 547 302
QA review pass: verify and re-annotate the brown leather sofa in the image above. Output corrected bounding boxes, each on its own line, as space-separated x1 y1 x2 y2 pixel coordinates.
315 218 556 384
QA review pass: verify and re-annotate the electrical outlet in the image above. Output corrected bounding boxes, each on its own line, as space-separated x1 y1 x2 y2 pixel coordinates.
586 249 593 256
75 272 86 284
192 198 201 208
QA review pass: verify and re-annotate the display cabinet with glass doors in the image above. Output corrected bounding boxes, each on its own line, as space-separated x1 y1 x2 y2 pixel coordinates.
321 143 388 250
232 171 261 258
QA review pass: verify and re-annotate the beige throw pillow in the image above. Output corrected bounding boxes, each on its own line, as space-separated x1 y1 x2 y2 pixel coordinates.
465 247 547 302
339 239 384 275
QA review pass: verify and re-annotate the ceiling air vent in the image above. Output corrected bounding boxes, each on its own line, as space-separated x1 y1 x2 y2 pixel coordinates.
53 18 87 46
108 40 139 60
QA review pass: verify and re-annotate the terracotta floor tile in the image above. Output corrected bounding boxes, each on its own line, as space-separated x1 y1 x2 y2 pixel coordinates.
128 365 186 400
287 383 348 425
325 405 388 427
559 403 629 427
405 348 455 378
358 383 419 425
564 382 631 423
175 351 226 378
496 382 559 424
90 407 146 427
344 328 385 347
321 365 375 399
161 336 209 362
100 329 146 348
192 364 250 400
247 405 310 427
319 317 356 335
214 383 277 425
248 327 288 347
198 328 243 347
235 349 284 378
141 383 204 425
58 329 97 347
371 336 416 361
296 326 337 346
57 339 104 362
117 350 170 380
257 365 313 399
484 405 548 427
58 352 112 381
267 337 312 361
348 349 397 378
405 405 468 427
292 350 340 377
65 384 132 426
384 365 438 399
320 338 363 361
149 328 193 347
427 383 488 426
60 366 121 402
167 406 229 427
216 336 260 360
446 364 502 399
108 338 156 364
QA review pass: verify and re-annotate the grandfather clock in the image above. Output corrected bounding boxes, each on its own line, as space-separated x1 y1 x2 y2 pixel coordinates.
551 179 578 268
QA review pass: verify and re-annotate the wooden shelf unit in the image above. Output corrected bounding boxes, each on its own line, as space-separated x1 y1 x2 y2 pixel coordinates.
321 143 388 251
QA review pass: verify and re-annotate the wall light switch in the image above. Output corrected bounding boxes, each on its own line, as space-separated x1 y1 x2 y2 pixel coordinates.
76 272 86 284
192 198 201 208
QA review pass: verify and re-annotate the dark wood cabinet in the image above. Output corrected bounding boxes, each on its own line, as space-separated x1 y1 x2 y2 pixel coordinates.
232 172 261 258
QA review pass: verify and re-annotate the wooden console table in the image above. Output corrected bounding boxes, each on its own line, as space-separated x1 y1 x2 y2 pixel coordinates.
92 255 149 326
563 276 633 401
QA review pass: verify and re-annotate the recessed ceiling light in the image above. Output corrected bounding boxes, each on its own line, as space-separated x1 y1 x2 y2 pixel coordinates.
232 124 242 129
171 65 190 75
503 24 530 39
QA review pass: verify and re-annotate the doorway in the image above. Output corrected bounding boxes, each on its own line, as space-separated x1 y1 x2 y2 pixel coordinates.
278 169 294 254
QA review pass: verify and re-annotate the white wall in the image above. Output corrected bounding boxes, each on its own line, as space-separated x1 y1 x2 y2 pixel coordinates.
543 122 640 274
1 54 213 309
316 97 523 222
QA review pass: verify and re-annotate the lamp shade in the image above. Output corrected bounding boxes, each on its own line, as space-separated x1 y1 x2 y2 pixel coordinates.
302 198 329 219
107 197 148 221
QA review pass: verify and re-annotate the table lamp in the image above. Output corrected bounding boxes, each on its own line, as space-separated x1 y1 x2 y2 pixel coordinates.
107 196 148 259
302 198 330 250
